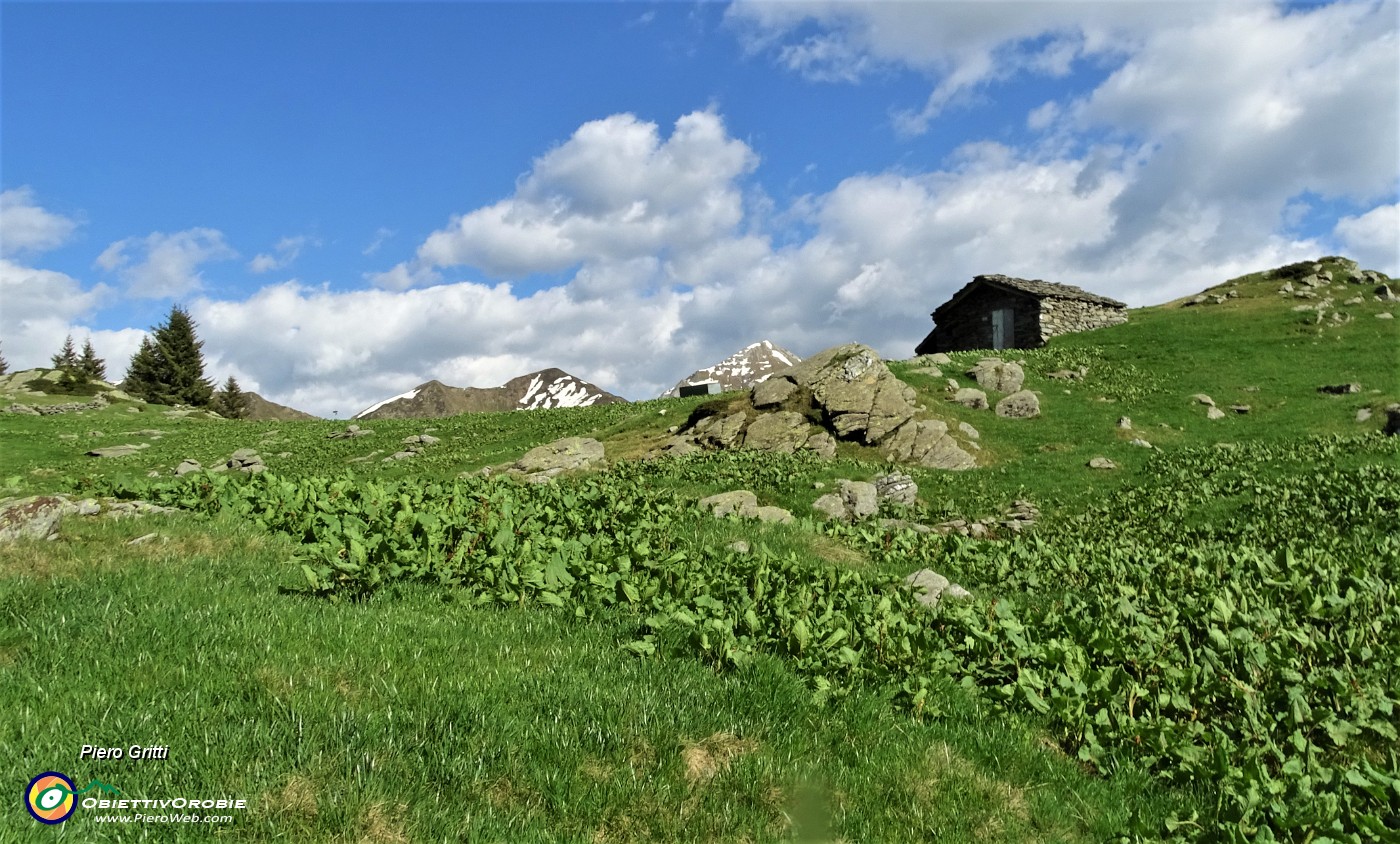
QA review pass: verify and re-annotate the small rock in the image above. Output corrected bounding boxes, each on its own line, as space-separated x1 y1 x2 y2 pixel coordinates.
127 533 159 545
957 421 979 440
1088 457 1117 470
175 459 202 475
1192 394 1216 407
874 472 918 507
903 569 971 608
812 493 847 521
1206 407 1226 420
1117 416 1132 430
1356 408 1372 422
728 540 751 554
86 444 149 458
754 506 794 524
1129 438 1152 448
1378 312 1394 320
1319 383 1361 395
1230 405 1251 414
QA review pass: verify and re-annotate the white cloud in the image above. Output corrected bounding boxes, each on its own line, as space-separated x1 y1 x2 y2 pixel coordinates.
0 257 140 372
95 228 238 298
0 187 80 258
249 235 316 274
410 110 757 281
362 227 395 256
1334 204 1400 275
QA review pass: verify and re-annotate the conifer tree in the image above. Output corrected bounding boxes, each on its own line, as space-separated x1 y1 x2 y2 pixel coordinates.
0 343 9 376
123 337 171 405
153 306 214 407
78 339 107 382
51 335 78 371
214 375 250 419
51 335 88 390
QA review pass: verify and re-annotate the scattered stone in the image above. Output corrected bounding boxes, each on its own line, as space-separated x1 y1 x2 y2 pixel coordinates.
903 569 972 608
58 433 78 441
879 518 933 534
213 448 267 473
1378 284 1396 301
1192 394 1216 407
803 431 838 460
86 444 149 458
873 472 918 507
1129 438 1153 448
4 403 41 415
813 481 826 490
1319 383 1361 395
837 480 879 520
699 490 759 519
0 495 69 541
175 459 202 475
995 390 1040 419
1117 416 1132 430
326 424 373 440
383 451 418 461
1356 408 1372 422
957 421 980 440
1206 407 1226 420
1230 405 1251 414
945 378 960 392
952 387 989 410
1088 457 1117 470
1278 282 1294 294
1344 296 1365 305
127 533 159 545
812 493 847 521
402 434 440 446
1046 369 1082 381
1378 312 1394 320
728 540 751 554
881 419 976 470
1243 386 1260 393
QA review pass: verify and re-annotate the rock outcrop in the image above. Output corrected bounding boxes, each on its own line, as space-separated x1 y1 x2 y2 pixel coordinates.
660 343 975 470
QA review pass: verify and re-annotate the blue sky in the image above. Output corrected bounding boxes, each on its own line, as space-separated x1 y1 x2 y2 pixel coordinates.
2 0 1396 417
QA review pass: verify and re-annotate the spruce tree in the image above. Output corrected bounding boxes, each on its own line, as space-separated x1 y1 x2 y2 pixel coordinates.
123 337 171 405
214 375 250 419
0 343 9 376
51 335 78 370
78 339 107 382
155 306 214 406
51 334 87 390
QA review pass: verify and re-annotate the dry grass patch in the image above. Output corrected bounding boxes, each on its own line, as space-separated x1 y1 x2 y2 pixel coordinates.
356 801 410 844
808 534 868 569
271 774 320 820
680 731 759 786
915 742 1032 838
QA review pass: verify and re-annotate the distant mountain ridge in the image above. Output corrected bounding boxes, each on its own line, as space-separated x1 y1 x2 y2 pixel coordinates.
354 368 625 420
218 390 318 421
665 340 802 397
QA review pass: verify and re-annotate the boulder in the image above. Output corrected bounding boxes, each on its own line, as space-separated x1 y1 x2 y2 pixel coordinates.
957 421 980 440
1192 393 1216 406
837 480 879 520
812 494 848 521
174 459 202 475
995 390 1040 419
750 377 798 409
689 411 747 450
0 495 69 542
903 569 972 609
214 448 267 473
770 344 915 444
1088 457 1117 470
698 490 759 519
952 388 988 410
881 420 976 470
512 437 606 477
742 411 811 454
965 359 1025 393
1206 407 1226 420
754 506 795 524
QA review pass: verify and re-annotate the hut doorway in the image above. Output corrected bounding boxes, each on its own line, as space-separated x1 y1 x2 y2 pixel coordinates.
991 307 1014 350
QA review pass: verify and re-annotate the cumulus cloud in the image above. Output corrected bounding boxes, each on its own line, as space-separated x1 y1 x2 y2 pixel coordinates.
249 235 317 274
1334 204 1400 275
409 111 757 281
0 257 138 371
0 187 80 257
96 228 238 298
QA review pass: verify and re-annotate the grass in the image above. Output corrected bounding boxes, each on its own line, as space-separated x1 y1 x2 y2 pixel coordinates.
0 256 1394 841
0 513 1183 842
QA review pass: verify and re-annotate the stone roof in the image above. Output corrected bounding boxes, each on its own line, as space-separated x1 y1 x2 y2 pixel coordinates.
934 274 1127 316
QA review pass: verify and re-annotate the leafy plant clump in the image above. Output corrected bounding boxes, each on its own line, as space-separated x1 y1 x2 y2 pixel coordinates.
79 433 1400 842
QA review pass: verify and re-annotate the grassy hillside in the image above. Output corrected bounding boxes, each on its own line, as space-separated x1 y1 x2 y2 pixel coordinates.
2 260 1396 842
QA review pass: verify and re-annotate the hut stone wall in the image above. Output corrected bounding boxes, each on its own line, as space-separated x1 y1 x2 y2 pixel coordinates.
1036 297 1128 341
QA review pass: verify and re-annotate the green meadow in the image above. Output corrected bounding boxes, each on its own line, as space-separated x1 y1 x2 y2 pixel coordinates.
2 260 1397 842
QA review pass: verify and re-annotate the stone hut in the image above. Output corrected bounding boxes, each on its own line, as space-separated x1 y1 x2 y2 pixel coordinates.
914 274 1127 354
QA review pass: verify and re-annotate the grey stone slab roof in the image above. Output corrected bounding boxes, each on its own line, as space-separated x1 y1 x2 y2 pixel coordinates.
934 274 1127 317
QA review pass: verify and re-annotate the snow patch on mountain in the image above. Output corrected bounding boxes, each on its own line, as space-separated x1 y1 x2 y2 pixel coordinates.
354 387 421 419
665 340 802 397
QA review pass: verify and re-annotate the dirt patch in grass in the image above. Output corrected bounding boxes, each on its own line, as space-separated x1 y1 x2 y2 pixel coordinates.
680 731 759 786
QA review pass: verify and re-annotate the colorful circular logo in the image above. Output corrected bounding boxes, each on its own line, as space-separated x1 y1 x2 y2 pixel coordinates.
25 772 77 824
